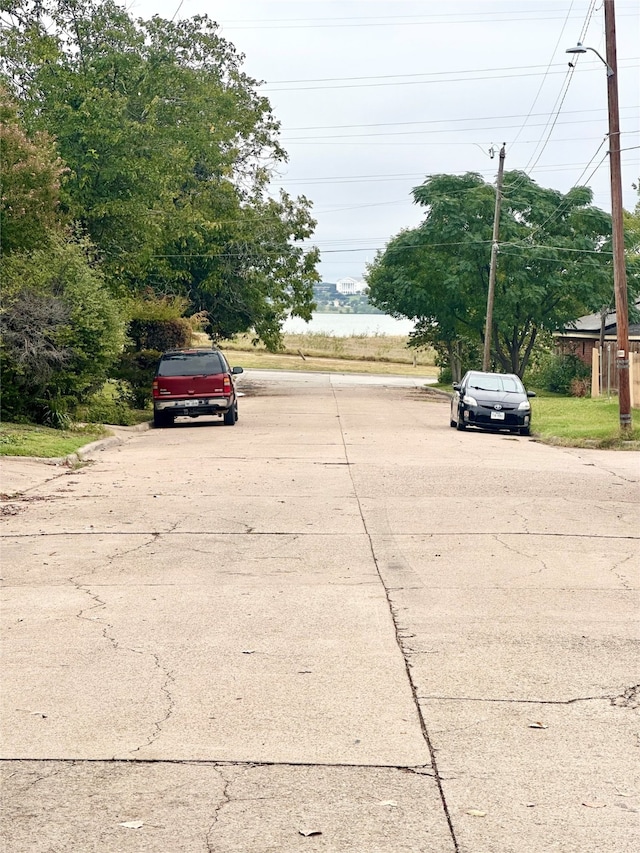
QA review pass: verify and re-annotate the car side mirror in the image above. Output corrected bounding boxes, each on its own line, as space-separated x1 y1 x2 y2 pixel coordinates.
232 366 244 374
452 382 461 391
527 390 536 398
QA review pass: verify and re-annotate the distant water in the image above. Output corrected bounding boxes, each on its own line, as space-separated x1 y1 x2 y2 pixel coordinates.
283 312 415 337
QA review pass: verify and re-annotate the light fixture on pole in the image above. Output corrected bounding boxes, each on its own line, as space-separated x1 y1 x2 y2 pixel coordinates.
565 0 632 433
565 42 613 76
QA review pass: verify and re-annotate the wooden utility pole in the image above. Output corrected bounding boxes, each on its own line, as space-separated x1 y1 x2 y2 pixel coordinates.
482 143 506 372
604 0 632 432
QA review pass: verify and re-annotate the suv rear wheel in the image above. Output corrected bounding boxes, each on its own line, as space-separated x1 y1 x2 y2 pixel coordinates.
154 410 174 428
223 402 238 425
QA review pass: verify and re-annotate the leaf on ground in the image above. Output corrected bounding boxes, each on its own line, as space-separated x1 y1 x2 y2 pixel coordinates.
241 650 255 654
298 828 322 837
465 809 487 817
528 722 548 729
378 800 398 807
119 821 144 829
582 801 607 808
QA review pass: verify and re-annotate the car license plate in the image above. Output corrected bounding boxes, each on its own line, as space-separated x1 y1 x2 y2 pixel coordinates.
183 399 199 407
491 411 505 420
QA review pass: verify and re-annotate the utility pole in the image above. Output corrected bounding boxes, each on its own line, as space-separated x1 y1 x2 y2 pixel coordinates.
604 0 632 432
483 143 506 371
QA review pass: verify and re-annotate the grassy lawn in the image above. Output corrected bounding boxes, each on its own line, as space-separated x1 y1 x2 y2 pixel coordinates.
531 395 640 447
0 423 109 458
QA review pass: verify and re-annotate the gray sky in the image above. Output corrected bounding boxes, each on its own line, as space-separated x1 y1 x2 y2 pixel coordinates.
130 1 640 282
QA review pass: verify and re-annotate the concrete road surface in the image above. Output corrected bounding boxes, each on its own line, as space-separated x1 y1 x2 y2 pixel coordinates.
1 369 638 852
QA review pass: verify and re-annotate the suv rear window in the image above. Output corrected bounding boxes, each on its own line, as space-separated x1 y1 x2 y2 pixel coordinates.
158 352 226 377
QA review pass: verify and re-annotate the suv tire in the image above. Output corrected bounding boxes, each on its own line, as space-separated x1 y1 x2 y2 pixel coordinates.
223 403 237 425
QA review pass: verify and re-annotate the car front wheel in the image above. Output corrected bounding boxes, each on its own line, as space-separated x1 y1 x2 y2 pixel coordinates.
456 409 467 431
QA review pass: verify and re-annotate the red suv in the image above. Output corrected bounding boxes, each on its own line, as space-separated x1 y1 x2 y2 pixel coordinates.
152 349 243 428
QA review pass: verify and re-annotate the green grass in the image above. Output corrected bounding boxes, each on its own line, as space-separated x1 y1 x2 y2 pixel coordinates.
0 422 109 458
531 395 640 447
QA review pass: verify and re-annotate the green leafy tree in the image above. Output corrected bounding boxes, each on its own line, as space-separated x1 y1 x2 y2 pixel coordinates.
1 0 319 346
366 171 636 378
0 84 126 422
0 85 65 253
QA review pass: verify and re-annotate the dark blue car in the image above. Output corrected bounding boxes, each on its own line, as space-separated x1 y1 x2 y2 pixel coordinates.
450 370 536 436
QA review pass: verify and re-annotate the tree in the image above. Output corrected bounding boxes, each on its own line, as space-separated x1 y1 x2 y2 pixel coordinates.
366 171 635 378
0 85 125 422
0 0 319 346
0 86 66 253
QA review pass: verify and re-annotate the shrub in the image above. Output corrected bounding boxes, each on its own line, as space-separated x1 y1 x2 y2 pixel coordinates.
128 318 192 351
76 384 140 426
112 349 161 409
1 239 125 424
438 365 453 384
528 351 591 394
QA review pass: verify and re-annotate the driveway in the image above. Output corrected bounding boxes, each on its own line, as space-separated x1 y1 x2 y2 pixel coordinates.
1 370 638 852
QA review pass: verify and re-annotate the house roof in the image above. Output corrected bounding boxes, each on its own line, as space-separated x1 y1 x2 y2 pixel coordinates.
557 298 640 339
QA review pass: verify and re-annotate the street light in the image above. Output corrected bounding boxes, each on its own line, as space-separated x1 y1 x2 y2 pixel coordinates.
565 42 613 76
565 0 632 433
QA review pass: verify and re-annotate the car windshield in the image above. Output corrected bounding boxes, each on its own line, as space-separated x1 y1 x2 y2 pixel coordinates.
467 373 523 393
158 352 225 377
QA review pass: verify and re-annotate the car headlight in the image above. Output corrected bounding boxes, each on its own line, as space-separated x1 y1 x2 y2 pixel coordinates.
463 394 478 406
518 400 531 411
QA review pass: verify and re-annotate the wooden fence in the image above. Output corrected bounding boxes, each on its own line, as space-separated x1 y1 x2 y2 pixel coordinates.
591 343 640 407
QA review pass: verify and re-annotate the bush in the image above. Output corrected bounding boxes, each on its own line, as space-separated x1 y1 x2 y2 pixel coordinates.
128 318 192 351
76 385 140 426
112 349 161 409
528 351 591 395
1 239 125 423
438 365 453 384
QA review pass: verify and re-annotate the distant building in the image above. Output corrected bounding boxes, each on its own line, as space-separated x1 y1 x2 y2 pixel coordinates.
336 277 367 295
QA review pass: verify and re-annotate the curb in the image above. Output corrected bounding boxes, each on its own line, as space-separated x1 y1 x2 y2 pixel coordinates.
59 421 152 466
2 421 151 468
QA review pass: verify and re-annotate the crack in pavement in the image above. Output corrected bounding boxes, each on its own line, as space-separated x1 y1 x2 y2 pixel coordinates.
609 552 636 590
331 384 459 853
610 684 640 709
205 766 249 853
5 529 638 540
106 532 161 564
128 654 176 755
71 579 120 652
493 533 549 577
69 576 177 754
417 685 640 707
1 758 442 772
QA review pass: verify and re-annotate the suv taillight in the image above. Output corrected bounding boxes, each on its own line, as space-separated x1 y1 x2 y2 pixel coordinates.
223 375 232 394
152 379 158 398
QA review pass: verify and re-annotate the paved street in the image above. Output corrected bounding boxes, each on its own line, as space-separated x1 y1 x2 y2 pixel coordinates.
1 370 639 852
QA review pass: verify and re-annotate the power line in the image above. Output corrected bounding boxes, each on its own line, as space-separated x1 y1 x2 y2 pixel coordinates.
262 61 639 93
221 8 639 30
273 156 640 188
510 0 578 149
284 105 639 133
281 119 636 142
266 60 589 86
